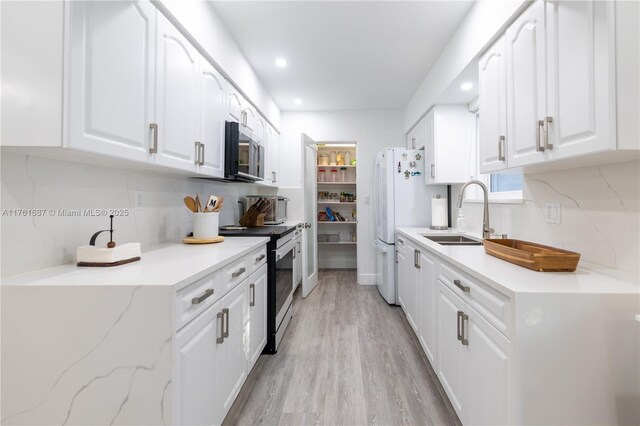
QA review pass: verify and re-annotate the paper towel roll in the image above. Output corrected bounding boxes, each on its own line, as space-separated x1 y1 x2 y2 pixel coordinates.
431 197 448 228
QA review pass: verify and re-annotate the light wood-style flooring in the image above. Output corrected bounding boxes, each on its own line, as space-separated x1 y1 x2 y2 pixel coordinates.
224 269 460 426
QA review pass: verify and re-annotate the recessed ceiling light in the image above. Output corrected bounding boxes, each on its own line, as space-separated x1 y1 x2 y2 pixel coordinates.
460 82 474 91
294 98 303 105
275 58 287 68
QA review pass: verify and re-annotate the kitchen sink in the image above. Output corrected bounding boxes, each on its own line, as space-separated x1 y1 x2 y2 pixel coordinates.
421 235 483 246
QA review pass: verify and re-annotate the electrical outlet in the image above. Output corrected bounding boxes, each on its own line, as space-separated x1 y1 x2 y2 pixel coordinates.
134 191 144 209
544 203 560 224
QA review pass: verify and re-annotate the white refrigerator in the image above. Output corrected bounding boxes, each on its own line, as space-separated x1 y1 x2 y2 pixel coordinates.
374 148 446 304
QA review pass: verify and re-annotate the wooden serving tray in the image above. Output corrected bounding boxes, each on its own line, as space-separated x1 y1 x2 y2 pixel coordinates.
483 239 580 272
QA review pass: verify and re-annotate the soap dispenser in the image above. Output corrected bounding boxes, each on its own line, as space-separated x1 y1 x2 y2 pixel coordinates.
456 209 467 233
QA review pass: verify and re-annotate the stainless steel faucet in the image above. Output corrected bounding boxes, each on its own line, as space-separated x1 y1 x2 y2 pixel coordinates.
456 180 493 239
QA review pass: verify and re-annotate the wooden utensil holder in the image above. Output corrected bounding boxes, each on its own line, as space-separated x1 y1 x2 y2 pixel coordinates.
239 206 266 227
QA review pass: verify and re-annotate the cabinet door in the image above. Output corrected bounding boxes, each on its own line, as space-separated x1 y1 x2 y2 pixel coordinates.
227 85 243 124
465 305 510 426
219 282 249 416
174 302 222 426
505 0 547 167
396 238 408 310
418 251 437 366
155 14 198 171
242 105 258 134
424 109 436 185
247 265 268 371
479 35 508 173
68 1 155 162
405 245 419 333
436 281 467 420
546 0 615 158
407 118 425 150
197 58 226 178
267 126 281 185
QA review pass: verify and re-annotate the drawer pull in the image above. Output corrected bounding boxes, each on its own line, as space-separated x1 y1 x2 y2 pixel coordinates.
454 279 470 293
250 283 255 307
216 311 224 343
191 288 214 305
255 254 266 262
232 267 246 278
222 308 229 338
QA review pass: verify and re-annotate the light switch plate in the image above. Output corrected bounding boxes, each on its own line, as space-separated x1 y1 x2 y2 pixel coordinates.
544 203 560 224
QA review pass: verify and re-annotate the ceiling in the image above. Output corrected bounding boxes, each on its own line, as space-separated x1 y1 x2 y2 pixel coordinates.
210 1 474 111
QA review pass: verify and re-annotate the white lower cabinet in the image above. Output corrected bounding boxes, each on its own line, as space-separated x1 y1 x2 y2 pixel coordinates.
437 279 510 426
247 264 268 371
417 250 437 366
175 302 223 426
173 245 267 425
396 236 408 310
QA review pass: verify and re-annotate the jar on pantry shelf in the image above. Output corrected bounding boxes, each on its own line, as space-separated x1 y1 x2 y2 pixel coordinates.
344 150 352 166
318 153 329 166
339 167 348 183
336 151 345 165
329 151 337 166
318 168 327 182
330 169 338 182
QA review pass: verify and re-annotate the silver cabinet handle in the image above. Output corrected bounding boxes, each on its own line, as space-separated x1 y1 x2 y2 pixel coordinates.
413 250 417 268
430 164 435 179
415 250 421 269
461 312 469 345
543 116 553 150
411 137 416 149
395 249 399 264
149 123 158 154
194 141 202 165
250 283 255 307
498 136 506 161
397 237 404 245
536 120 545 152
272 171 277 183
232 267 246 278
191 288 213 305
297 242 301 254
222 308 229 338
454 279 470 293
255 254 265 263
292 249 296 259
457 310 463 341
199 142 205 165
217 311 224 343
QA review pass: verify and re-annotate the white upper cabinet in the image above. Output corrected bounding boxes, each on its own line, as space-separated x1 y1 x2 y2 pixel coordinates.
406 118 425 150
154 13 199 171
264 124 280 185
243 105 258 136
546 0 614 158
505 0 547 168
68 1 156 162
424 105 474 185
197 59 226 178
227 85 244 124
478 35 508 173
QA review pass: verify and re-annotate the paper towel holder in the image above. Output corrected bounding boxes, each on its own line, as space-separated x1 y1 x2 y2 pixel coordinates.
430 195 449 230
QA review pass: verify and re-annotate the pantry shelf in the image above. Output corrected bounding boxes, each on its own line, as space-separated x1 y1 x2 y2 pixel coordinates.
317 201 357 205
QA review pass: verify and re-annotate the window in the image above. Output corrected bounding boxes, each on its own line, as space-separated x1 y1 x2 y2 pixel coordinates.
465 106 523 203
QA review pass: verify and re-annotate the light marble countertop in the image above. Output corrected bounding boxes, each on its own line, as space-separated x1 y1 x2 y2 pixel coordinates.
2 237 269 289
396 227 640 296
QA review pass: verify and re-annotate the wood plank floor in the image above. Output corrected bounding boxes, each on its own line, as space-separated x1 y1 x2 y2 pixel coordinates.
224 270 461 426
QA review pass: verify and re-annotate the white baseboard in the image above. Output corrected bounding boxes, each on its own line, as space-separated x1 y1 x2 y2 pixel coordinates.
358 273 377 285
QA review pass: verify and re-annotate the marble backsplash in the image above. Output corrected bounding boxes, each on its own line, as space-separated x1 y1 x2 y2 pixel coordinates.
1 152 276 277
452 160 640 274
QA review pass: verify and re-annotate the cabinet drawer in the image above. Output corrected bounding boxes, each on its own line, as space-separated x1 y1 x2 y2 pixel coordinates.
222 256 250 294
439 262 511 338
248 246 267 274
176 271 222 330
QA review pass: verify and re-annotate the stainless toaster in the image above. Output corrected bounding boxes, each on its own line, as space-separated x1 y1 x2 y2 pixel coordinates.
245 196 288 224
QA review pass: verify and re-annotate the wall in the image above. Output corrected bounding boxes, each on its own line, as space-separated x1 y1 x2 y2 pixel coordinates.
156 0 281 129
452 160 640 275
404 0 527 132
0 152 276 277
278 110 404 284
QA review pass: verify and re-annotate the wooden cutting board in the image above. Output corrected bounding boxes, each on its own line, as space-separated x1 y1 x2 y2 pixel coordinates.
182 236 225 244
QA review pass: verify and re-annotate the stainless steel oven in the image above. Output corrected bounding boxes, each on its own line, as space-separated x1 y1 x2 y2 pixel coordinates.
274 231 295 348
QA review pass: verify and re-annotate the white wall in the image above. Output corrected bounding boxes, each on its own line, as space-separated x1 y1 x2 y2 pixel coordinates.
0 152 276 277
278 110 404 284
156 0 281 129
453 160 640 275
404 0 527 132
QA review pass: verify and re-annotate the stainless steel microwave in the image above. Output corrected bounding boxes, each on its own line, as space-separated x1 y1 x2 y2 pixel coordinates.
224 121 264 182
